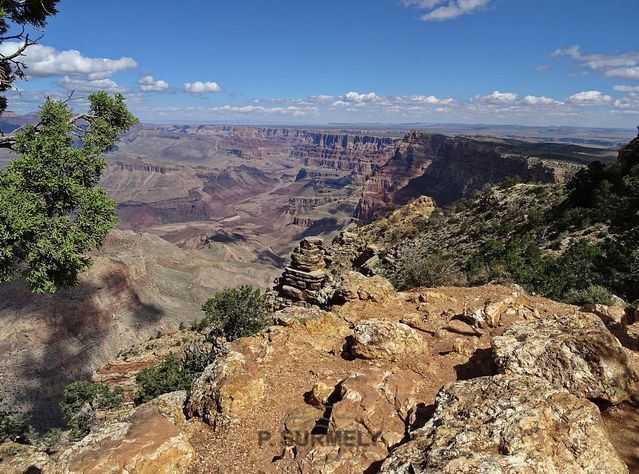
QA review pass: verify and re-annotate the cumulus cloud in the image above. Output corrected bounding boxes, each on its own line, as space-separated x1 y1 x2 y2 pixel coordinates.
59 76 125 93
184 81 222 94
567 90 613 106
306 95 334 103
403 0 493 21
476 91 518 105
331 91 383 107
522 95 562 106
143 86 636 125
139 75 169 92
0 42 137 79
329 91 454 108
344 91 382 103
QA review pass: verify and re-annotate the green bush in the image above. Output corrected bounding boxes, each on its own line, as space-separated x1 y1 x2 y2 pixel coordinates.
564 285 614 306
388 247 466 290
199 285 271 341
0 403 31 443
29 427 63 453
60 380 123 439
498 175 521 189
134 344 216 405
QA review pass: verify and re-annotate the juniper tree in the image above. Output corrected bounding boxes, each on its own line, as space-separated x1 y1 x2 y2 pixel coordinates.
0 92 137 293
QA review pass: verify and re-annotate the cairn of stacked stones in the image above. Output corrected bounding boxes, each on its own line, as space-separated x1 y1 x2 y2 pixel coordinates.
276 237 332 305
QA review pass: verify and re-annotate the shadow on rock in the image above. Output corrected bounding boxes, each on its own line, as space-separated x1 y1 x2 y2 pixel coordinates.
0 270 165 431
453 348 497 381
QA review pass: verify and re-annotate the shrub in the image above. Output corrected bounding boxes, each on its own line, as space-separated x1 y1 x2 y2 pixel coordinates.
134 355 190 405
0 401 31 443
388 246 466 290
199 285 271 341
29 427 63 453
60 380 123 439
498 175 521 190
567 161 606 208
564 285 614 306
134 344 216 405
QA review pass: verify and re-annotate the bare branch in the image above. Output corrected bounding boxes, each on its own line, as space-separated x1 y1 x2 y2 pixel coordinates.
0 105 97 150
0 34 34 62
0 25 26 42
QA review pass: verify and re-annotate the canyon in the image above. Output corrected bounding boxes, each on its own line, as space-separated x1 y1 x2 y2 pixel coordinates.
0 123 627 437
105 124 617 251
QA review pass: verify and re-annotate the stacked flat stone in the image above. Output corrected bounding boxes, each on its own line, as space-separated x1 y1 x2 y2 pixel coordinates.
278 237 329 303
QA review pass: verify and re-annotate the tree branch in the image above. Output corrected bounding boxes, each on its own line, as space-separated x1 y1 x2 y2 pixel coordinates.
0 104 96 150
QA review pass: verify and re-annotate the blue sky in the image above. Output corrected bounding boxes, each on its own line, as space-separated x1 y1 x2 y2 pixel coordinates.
2 0 639 127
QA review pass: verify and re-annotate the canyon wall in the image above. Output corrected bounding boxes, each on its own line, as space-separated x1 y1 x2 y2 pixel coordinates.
292 132 397 172
354 131 573 223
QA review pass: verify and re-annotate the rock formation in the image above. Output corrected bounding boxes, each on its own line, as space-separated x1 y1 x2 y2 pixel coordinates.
381 375 628 474
274 237 333 306
5 278 638 473
354 131 575 223
349 319 428 361
292 132 397 174
492 313 637 404
182 283 637 472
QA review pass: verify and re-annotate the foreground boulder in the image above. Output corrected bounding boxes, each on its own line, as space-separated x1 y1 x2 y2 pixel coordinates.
381 374 628 474
332 271 395 304
349 319 428 361
276 368 424 473
492 312 637 404
57 393 193 474
186 351 265 429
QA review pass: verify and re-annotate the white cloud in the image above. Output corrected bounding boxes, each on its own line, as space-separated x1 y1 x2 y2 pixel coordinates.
331 91 384 107
605 67 639 81
613 85 639 92
208 105 318 118
184 81 222 94
553 45 639 70
397 95 455 105
553 45 639 84
59 76 125 93
343 91 382 103
567 90 613 106
138 87 636 127
404 0 493 21
0 42 137 79
139 75 169 92
477 91 518 104
522 95 562 106
330 91 454 108
306 95 335 103
613 93 639 110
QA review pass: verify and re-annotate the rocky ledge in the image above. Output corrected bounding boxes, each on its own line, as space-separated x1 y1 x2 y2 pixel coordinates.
4 275 638 473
